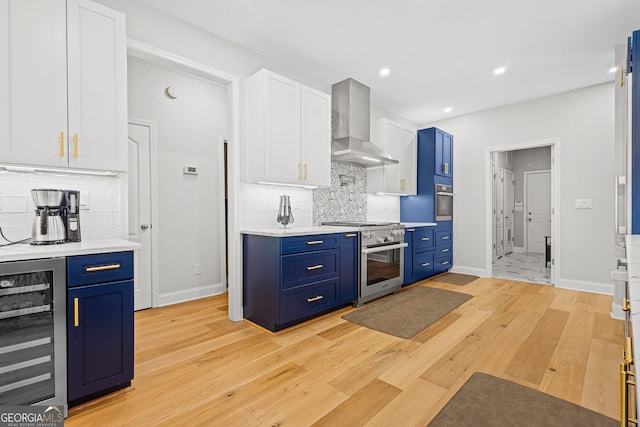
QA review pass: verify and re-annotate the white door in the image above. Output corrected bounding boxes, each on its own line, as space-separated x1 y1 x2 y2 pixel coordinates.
494 167 504 259
526 171 551 254
504 170 515 254
128 122 153 310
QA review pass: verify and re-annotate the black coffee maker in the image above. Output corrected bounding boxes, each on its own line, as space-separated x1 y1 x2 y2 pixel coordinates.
61 190 81 242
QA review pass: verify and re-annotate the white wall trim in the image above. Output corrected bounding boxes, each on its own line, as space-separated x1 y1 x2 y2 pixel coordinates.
126 38 242 321
485 139 560 287
158 283 226 307
556 278 613 296
450 265 487 277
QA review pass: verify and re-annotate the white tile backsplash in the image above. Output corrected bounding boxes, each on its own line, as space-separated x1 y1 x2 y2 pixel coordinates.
239 183 313 229
0 170 123 242
367 193 400 222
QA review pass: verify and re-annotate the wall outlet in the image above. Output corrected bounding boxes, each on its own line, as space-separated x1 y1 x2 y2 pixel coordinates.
194 263 202 275
574 198 593 209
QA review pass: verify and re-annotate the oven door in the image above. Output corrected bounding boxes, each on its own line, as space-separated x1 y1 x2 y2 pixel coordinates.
435 185 453 221
361 243 408 297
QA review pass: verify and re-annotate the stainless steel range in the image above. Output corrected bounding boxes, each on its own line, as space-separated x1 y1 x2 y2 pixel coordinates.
323 221 407 306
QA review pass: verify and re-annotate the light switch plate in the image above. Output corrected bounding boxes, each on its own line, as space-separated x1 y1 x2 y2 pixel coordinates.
80 192 90 210
575 198 593 209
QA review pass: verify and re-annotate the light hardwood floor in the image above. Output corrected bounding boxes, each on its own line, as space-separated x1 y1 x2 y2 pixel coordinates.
66 277 624 426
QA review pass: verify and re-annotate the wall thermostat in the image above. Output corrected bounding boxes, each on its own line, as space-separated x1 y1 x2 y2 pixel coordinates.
183 165 198 175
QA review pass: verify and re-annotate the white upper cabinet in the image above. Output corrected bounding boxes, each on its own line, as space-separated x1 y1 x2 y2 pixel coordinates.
369 118 417 195
246 69 331 187
0 0 127 171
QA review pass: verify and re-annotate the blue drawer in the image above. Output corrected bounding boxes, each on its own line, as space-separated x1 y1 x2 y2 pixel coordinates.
436 244 452 257
436 231 452 246
67 251 134 287
281 249 339 290
281 234 340 255
435 253 452 272
413 250 434 279
281 278 339 323
414 227 435 251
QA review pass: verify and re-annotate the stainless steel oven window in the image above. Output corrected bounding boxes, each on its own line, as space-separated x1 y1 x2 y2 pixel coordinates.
0 257 66 413
435 184 453 221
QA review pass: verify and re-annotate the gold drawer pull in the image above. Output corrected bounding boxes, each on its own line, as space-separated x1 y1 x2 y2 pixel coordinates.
421 263 430 267
73 133 78 158
442 261 450 265
303 163 308 180
85 264 121 272
421 237 430 241
59 131 65 157
74 297 79 327
307 295 324 303
441 248 449 253
306 240 323 245
623 298 631 312
442 236 450 240
345 234 357 237
306 265 323 271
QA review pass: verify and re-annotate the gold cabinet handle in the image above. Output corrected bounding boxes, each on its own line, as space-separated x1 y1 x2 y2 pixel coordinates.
73 134 78 158
442 261 449 265
442 236 450 240
85 264 121 272
421 237 430 241
306 264 323 271
421 263 430 267
303 163 308 180
442 248 449 253
345 234 357 237
307 295 324 303
74 297 79 327
298 163 302 180
400 178 405 191
443 162 449 175
306 240 323 245
59 132 65 157
623 298 631 312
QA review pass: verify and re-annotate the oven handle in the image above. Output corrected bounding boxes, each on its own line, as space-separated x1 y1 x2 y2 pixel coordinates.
436 191 454 197
361 243 408 254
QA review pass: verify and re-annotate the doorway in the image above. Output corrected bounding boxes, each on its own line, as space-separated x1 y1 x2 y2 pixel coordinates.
486 141 558 285
126 39 242 321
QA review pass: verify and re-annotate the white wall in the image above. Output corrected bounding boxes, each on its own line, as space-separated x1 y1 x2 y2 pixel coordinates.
127 56 227 303
427 83 616 293
0 172 122 241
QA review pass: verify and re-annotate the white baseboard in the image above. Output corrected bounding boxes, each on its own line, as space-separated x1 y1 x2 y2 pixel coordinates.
611 302 625 320
450 265 487 277
556 278 613 296
158 283 226 307
513 247 525 253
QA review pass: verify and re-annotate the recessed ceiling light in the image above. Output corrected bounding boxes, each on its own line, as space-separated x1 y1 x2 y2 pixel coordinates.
379 68 390 77
609 67 618 73
494 67 506 75
444 107 453 113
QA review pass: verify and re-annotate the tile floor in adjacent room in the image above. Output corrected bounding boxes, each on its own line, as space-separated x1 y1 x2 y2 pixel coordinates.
492 251 551 285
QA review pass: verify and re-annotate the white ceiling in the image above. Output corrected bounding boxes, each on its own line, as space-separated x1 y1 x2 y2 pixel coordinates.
138 0 640 124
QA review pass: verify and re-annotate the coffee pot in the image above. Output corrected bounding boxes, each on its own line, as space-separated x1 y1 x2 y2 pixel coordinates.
31 189 66 245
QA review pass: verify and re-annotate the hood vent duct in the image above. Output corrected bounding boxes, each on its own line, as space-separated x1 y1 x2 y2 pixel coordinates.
331 78 399 167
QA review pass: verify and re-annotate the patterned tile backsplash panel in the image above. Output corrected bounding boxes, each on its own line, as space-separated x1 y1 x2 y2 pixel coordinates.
313 162 367 225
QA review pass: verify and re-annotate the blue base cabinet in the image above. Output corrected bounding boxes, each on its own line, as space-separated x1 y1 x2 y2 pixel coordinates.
243 232 357 331
67 252 134 405
434 222 453 273
404 226 437 286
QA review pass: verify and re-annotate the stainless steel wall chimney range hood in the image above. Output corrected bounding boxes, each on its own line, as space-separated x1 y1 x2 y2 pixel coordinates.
331 78 399 167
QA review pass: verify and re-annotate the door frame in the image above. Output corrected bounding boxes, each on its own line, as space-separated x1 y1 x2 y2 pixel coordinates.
485 139 559 286
523 169 551 254
127 117 159 308
126 39 242 322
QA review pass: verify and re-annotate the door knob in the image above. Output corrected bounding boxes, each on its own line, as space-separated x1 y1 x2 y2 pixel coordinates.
141 224 149 230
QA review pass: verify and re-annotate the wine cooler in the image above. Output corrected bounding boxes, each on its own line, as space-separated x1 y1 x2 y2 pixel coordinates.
0 257 67 413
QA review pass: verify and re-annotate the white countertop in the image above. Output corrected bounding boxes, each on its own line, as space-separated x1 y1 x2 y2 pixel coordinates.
0 238 141 262
241 225 359 237
401 222 437 228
